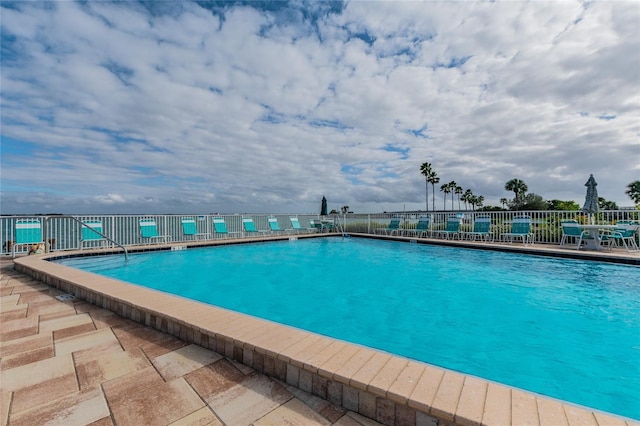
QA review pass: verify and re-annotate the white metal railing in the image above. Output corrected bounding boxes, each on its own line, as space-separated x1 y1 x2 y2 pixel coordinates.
1 211 638 256
0 214 325 256
337 210 640 245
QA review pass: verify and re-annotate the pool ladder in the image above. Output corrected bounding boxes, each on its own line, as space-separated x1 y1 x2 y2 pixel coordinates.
44 216 128 261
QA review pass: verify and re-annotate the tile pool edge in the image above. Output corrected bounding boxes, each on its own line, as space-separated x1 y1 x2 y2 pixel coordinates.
13 250 637 426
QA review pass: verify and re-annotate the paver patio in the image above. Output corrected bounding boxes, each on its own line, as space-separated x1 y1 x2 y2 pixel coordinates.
0 259 381 425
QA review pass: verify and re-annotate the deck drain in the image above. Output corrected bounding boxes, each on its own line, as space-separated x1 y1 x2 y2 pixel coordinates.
55 294 76 301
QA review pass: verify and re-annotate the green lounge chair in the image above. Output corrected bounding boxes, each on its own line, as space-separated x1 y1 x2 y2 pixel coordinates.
462 217 493 242
501 217 534 245
404 216 431 238
139 218 170 244
213 217 240 239
242 217 269 237
288 216 306 234
80 220 107 249
375 218 402 236
12 219 44 257
267 216 285 234
605 222 639 252
181 217 210 241
436 216 461 240
559 220 591 249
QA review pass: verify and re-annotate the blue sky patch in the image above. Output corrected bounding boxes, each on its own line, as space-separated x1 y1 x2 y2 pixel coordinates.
309 119 351 130
406 125 428 139
382 144 409 159
102 61 135 86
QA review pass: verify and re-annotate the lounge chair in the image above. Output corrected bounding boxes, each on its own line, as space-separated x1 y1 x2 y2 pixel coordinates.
604 221 639 252
267 216 285 234
287 216 307 234
242 217 269 237
461 217 493 242
404 216 431 238
80 220 107 249
213 217 240 239
12 219 45 257
559 220 590 249
436 216 461 240
181 217 210 241
375 218 402 236
139 218 170 244
501 217 534 245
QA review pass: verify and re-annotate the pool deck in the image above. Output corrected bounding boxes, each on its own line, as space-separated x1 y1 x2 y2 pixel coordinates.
2 234 639 426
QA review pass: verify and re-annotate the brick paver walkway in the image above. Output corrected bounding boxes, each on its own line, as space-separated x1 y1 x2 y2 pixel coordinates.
0 260 382 425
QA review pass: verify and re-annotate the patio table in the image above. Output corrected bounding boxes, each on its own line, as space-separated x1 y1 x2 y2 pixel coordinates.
577 224 617 251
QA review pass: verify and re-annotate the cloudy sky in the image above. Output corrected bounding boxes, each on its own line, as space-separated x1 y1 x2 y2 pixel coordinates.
1 1 638 214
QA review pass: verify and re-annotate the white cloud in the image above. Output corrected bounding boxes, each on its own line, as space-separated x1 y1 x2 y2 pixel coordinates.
1 0 638 215
95 193 126 205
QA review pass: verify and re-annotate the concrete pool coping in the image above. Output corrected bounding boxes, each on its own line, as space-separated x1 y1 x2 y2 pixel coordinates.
11 233 640 426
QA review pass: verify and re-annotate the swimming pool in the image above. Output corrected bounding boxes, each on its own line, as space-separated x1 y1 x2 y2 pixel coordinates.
56 237 640 420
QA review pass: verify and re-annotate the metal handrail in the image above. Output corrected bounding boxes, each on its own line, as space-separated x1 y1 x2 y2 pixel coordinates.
44 216 128 261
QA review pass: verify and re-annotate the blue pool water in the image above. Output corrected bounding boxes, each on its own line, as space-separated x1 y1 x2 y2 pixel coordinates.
56 237 640 419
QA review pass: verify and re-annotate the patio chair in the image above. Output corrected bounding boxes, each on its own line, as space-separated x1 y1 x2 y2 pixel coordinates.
604 222 639 252
139 218 170 244
80 220 107 249
404 216 431 238
213 217 240 239
375 218 402 236
12 219 45 257
287 216 307 234
436 216 461 240
242 217 270 237
266 216 286 234
310 219 334 233
559 220 590 249
461 217 493 242
181 217 210 241
501 216 534 245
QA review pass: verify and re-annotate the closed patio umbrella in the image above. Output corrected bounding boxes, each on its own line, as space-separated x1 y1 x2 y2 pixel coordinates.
582 174 599 223
321 196 328 216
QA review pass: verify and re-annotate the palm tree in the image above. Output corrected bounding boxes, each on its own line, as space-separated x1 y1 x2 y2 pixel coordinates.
626 180 640 206
447 181 457 210
500 198 508 209
440 183 451 210
455 185 463 210
462 189 473 210
476 195 485 210
419 162 432 211
505 179 528 206
428 171 440 211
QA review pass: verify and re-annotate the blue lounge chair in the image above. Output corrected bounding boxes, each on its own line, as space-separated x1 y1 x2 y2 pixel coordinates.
501 217 534 245
80 220 107 249
181 217 210 241
404 216 431 238
12 219 45 257
288 216 306 234
139 219 170 244
375 218 402 236
436 216 461 240
212 217 240 239
604 222 639 252
559 220 591 249
461 217 493 242
242 217 269 237
267 216 285 234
